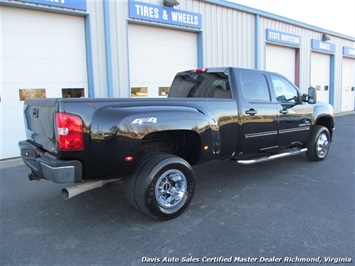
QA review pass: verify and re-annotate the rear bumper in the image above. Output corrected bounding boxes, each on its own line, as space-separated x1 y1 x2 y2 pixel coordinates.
18 140 82 183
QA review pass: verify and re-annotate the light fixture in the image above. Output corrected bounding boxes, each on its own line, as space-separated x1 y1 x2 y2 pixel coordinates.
163 0 180 7
322 33 331 42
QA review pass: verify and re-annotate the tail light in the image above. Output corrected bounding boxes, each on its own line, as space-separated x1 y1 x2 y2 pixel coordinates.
56 113 84 151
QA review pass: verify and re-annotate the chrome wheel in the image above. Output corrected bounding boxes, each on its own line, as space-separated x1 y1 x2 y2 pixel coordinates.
316 132 329 158
306 125 331 162
126 153 195 220
155 169 187 209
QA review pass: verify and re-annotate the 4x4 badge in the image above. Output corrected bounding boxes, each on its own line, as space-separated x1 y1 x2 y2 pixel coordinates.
132 117 157 125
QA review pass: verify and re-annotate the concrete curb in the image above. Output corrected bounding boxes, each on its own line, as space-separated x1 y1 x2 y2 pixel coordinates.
334 110 355 117
0 157 24 169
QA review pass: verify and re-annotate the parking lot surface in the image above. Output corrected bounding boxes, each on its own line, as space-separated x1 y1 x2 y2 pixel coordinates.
1 114 354 265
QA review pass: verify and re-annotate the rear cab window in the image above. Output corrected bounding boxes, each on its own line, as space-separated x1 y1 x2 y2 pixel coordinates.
168 71 232 99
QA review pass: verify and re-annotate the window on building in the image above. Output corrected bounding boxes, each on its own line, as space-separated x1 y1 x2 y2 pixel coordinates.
19 89 46 101
62 88 85 98
159 87 170 96
131 87 148 97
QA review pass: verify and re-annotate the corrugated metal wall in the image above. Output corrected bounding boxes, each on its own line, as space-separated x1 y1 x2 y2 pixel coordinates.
87 0 131 98
182 1 255 68
87 0 107 97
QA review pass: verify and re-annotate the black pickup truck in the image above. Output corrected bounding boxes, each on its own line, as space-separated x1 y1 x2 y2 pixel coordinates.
19 67 334 220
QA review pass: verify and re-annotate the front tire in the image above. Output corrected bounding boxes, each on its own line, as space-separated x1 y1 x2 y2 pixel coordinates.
306 125 330 161
126 154 195 220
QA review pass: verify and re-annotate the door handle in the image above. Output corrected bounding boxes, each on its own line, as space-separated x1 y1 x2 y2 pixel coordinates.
279 109 288 115
245 109 257 116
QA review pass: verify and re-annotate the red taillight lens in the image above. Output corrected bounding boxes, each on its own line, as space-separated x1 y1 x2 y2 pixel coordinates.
56 113 84 151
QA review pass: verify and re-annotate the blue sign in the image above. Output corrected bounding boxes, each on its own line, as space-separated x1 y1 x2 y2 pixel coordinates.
266 29 300 46
311 39 336 53
129 0 202 29
343 46 355 57
18 0 86 11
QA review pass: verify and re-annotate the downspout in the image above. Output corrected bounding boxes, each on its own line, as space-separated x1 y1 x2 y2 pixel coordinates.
197 32 204 68
103 0 114 98
255 14 260 69
84 15 95 97
329 54 335 106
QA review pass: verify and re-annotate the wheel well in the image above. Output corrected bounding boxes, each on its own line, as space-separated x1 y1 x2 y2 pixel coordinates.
315 116 334 140
140 130 201 165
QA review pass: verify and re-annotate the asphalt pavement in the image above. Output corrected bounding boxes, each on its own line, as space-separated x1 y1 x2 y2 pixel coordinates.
1 114 354 266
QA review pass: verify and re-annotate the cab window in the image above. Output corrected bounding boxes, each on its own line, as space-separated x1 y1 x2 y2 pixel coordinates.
240 72 270 102
271 76 299 103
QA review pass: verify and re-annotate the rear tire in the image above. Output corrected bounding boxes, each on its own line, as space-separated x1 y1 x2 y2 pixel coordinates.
306 125 330 161
125 154 195 220
124 153 165 211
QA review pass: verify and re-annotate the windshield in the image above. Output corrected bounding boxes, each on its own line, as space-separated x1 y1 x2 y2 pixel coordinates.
168 71 231 99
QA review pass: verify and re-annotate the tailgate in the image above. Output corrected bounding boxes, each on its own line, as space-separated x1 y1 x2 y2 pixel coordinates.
23 98 58 153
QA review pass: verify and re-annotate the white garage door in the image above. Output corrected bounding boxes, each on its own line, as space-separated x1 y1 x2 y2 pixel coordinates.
0 7 87 159
266 45 296 83
341 57 355 112
128 24 197 97
311 52 330 104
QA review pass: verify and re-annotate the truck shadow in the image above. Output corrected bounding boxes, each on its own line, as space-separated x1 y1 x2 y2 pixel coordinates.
56 153 312 224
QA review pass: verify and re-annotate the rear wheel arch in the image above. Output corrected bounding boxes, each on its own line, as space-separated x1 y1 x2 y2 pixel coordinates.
140 130 201 165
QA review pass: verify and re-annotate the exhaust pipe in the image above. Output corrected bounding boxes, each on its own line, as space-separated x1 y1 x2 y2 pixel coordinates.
62 179 120 200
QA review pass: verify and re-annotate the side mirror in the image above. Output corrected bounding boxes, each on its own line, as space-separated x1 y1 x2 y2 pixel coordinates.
308 87 317 104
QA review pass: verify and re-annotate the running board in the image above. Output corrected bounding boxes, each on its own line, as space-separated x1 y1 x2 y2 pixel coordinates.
237 148 308 165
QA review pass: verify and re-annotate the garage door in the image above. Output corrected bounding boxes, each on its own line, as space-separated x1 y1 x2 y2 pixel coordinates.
266 45 297 83
311 52 330 104
128 24 197 97
341 57 355 111
1 7 87 159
